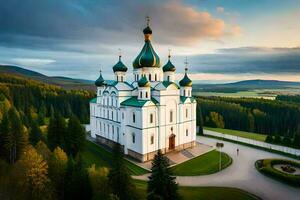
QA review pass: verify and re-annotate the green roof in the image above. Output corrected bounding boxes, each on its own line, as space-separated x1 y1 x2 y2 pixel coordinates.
95 72 106 87
180 96 196 103
162 81 179 89
120 96 158 107
162 59 176 72
179 73 192 87
133 26 160 69
113 56 128 72
138 75 151 87
90 97 97 103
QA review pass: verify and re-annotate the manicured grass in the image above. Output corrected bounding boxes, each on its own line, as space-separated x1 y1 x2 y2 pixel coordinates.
205 127 267 142
133 179 261 200
171 150 232 176
255 159 300 186
82 140 149 175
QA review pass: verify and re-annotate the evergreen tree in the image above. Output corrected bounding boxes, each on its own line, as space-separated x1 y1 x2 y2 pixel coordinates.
88 164 111 200
36 141 52 164
147 150 180 200
66 115 86 156
108 143 138 200
47 113 67 151
65 155 93 200
29 121 42 146
49 147 68 200
2 107 27 164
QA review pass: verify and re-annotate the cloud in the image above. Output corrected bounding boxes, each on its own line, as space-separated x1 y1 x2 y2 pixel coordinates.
217 7 224 13
0 0 240 52
10 58 56 66
185 47 300 74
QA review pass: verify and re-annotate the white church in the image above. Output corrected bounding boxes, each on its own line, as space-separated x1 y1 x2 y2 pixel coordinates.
90 21 196 162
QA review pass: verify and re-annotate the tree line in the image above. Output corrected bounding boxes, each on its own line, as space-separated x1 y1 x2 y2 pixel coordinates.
196 96 300 148
0 74 94 124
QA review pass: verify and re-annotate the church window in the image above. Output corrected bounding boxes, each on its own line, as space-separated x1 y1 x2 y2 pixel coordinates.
151 135 154 144
183 90 186 96
137 74 139 81
188 90 190 96
140 91 142 98
121 76 124 82
149 74 151 81
133 112 136 123
117 127 120 142
146 92 148 98
150 114 153 123
112 126 114 140
186 108 188 118
170 110 173 123
107 110 109 118
186 129 189 136
115 99 118 106
112 111 114 120
122 112 124 119
155 74 157 81
132 133 135 143
168 76 170 82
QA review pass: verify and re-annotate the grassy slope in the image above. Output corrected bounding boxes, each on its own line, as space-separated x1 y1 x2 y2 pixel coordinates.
171 150 232 176
82 140 149 175
205 127 267 142
134 180 260 200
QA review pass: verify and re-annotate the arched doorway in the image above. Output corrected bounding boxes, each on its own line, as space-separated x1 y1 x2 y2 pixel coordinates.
169 134 175 150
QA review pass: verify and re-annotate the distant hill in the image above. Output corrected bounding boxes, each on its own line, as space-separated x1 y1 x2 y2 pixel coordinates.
193 79 300 92
0 65 94 90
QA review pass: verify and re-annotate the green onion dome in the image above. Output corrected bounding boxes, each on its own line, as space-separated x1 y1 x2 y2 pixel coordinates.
138 75 151 87
163 55 176 72
95 71 106 87
113 55 128 72
179 69 192 87
133 25 160 69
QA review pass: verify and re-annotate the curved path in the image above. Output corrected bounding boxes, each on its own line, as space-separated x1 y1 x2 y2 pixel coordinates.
133 136 300 200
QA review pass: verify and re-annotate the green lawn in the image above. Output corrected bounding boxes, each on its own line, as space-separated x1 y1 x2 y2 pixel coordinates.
171 150 232 176
205 127 267 142
134 180 260 200
82 140 149 175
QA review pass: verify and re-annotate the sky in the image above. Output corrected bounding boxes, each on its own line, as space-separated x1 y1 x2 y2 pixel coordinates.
0 0 299 83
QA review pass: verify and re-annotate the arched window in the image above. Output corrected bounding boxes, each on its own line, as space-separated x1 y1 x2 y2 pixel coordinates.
183 90 186 96
186 108 188 118
137 74 139 81
111 111 114 120
140 91 142 98
117 127 120 142
121 76 123 82
133 112 136 123
186 129 189 136
155 74 157 81
150 113 153 123
151 135 154 144
132 133 135 143
149 74 152 81
170 110 173 123
168 76 170 82
145 92 148 98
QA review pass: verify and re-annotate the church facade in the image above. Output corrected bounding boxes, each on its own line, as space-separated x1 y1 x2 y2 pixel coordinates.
90 22 196 162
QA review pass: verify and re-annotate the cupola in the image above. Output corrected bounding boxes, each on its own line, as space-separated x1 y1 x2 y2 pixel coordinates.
113 52 127 82
179 58 192 97
137 75 151 100
163 50 176 82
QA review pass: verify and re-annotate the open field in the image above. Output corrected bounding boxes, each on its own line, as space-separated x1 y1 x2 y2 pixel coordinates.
82 140 149 175
134 179 261 200
193 88 300 99
204 127 267 142
171 150 232 176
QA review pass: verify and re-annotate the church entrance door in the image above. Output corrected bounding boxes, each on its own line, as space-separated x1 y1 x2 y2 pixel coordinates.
169 134 175 150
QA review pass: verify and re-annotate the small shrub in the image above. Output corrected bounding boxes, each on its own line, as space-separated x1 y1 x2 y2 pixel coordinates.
265 135 273 143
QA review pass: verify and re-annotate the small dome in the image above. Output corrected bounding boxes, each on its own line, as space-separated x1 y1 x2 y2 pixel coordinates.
179 70 192 87
163 56 176 72
138 75 151 87
113 56 128 72
143 26 152 35
95 71 106 87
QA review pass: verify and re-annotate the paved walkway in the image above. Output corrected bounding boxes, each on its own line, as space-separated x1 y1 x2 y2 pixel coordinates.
133 136 300 200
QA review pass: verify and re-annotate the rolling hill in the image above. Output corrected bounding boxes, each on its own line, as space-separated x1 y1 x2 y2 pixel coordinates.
0 65 94 90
